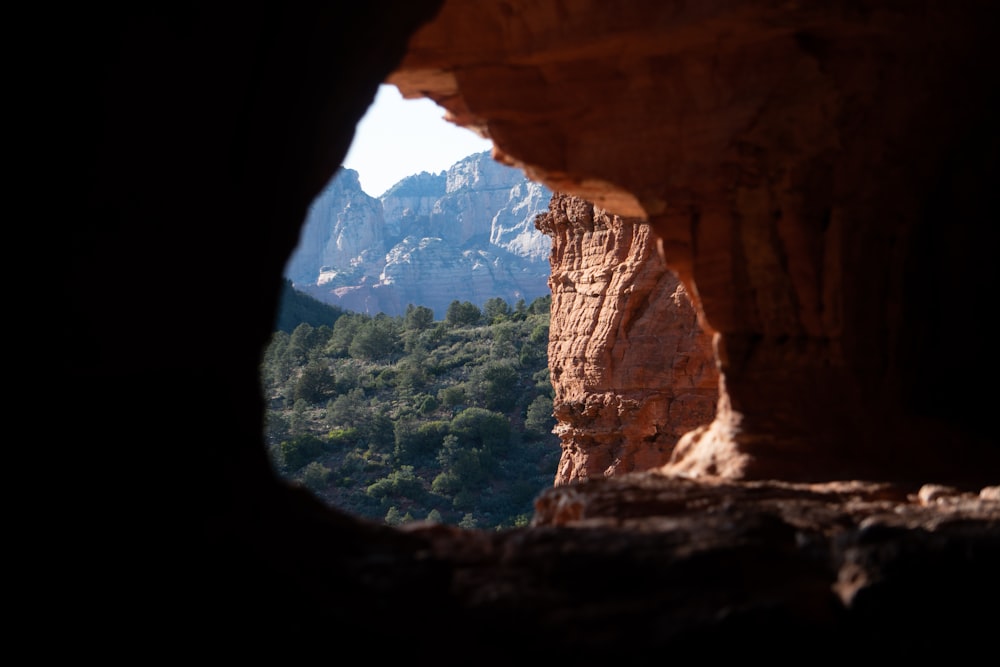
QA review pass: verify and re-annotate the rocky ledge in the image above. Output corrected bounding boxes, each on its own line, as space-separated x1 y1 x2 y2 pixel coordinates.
397 473 999 659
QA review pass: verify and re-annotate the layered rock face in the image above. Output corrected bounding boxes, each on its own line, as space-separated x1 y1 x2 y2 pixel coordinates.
285 151 552 317
537 194 718 484
283 168 386 284
390 0 1000 486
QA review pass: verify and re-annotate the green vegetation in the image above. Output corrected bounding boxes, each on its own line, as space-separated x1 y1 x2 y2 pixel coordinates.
272 278 345 334
260 293 560 530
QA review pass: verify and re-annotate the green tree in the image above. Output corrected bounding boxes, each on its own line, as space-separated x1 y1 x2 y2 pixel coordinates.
325 387 366 428
528 294 551 315
332 362 366 394
449 408 511 454
366 465 424 500
289 399 310 435
395 351 428 392
394 419 449 463
418 393 439 415
324 313 367 357
384 506 405 526
438 385 466 408
360 411 395 454
529 322 549 344
470 361 521 411
300 461 331 491
260 330 293 390
404 304 435 331
533 368 554 396
259 288 563 530
279 434 325 471
293 361 335 404
288 322 316 364
445 300 482 327
483 297 512 324
490 321 519 360
348 319 397 360
287 322 331 364
525 395 555 438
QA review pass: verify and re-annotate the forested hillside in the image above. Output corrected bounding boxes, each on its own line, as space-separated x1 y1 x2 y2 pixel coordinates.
260 293 560 530
272 278 345 333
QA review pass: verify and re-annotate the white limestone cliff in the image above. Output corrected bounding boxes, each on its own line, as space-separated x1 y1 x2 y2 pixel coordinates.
284 151 553 318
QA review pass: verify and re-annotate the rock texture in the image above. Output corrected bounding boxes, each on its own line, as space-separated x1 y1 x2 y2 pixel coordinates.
60 1 1000 661
537 194 718 484
390 0 1000 487
285 151 552 317
284 168 386 283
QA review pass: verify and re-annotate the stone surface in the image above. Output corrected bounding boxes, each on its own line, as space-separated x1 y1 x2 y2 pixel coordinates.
284 168 386 284
390 0 1000 487
285 151 552 318
59 1 1000 660
405 474 1000 659
536 194 718 484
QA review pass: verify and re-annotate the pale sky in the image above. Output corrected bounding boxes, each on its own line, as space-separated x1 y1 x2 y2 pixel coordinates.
342 84 494 197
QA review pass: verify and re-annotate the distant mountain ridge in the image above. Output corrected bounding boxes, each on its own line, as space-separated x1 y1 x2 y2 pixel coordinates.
283 150 553 318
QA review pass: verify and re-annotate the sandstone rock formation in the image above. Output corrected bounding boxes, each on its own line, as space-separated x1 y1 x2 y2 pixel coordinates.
537 193 718 484
389 0 1000 488
284 151 552 317
61 1 1000 661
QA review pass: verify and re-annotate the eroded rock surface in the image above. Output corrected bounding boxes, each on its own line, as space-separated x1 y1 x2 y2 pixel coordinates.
390 0 1000 486
395 474 1000 659
285 151 551 317
536 194 718 484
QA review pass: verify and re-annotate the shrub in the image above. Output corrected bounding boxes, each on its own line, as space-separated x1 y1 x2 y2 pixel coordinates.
394 419 449 463
438 385 466 408
418 394 439 414
366 465 424 501
300 461 331 491
293 362 335 404
279 434 326 470
450 407 511 453
385 506 412 526
327 427 360 447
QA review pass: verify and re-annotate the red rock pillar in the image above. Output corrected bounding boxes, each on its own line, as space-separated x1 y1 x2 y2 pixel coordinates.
538 194 718 485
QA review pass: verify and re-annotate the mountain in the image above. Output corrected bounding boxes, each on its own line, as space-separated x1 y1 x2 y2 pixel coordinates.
283 150 553 318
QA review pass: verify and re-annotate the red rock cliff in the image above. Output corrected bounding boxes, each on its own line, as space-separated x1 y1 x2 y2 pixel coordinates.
389 0 1000 487
536 194 718 484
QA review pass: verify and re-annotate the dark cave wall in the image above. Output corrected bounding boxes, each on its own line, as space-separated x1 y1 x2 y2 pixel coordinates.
64 0 448 641
73 3 442 478
52 2 1000 659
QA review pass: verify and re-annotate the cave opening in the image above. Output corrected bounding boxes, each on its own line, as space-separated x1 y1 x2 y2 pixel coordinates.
60 3 1000 656
260 82 562 530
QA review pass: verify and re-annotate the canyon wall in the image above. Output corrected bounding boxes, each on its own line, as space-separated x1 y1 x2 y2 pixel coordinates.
390 0 1000 486
284 151 551 318
537 194 718 484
